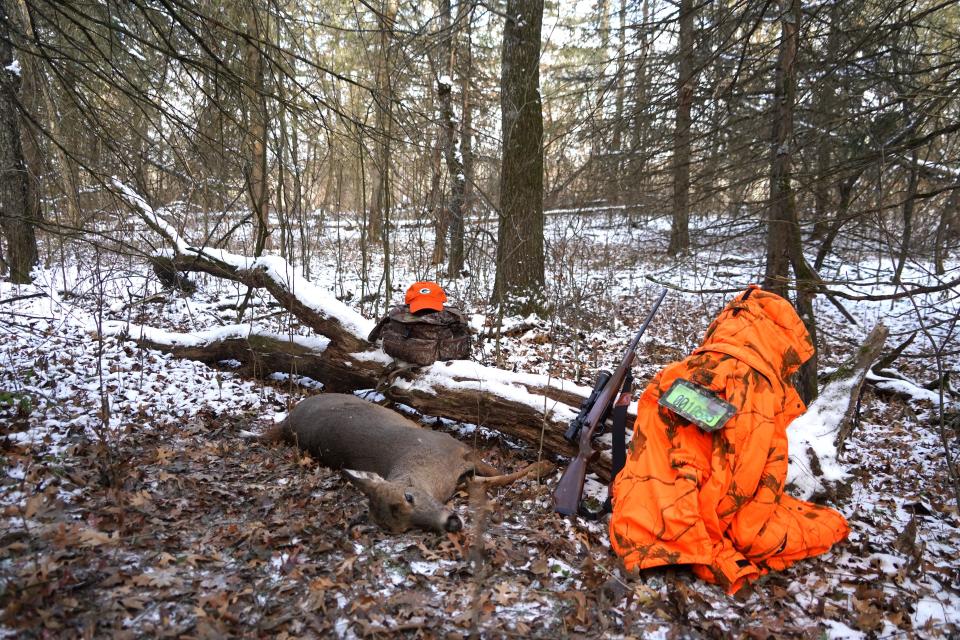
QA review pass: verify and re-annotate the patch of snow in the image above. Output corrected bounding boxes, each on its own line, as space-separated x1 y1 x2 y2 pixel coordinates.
101 321 330 353
408 560 440 575
866 552 906 575
868 371 942 404
787 379 852 499
350 349 393 364
821 619 865 639
267 372 324 390
388 359 589 424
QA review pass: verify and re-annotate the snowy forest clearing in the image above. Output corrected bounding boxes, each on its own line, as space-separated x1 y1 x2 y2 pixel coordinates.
1 212 958 638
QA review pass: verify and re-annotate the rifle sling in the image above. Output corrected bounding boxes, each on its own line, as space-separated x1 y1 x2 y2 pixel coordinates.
579 372 632 520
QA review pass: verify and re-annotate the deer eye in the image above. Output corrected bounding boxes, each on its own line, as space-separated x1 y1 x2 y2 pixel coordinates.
404 491 415 504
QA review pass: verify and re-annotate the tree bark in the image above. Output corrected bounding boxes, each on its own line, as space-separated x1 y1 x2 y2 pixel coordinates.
627 0 652 202
448 0 474 278
893 150 918 284
933 181 959 276
763 0 799 299
437 0 466 278
668 0 695 256
373 0 396 314
810 0 842 241
814 173 861 272
241 7 271 257
0 0 38 283
492 0 545 316
763 0 818 403
369 0 397 252
610 0 627 160
429 140 446 266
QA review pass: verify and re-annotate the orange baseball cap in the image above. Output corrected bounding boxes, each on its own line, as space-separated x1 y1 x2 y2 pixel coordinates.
406 281 447 313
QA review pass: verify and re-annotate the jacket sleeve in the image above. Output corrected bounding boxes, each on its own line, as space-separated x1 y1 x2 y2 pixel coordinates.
717 366 790 559
611 363 758 592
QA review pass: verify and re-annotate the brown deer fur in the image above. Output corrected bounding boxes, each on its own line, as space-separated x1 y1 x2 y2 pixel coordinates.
264 393 499 533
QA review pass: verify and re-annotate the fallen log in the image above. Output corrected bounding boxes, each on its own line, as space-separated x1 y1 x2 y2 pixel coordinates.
786 323 888 500
828 323 890 451
104 321 626 479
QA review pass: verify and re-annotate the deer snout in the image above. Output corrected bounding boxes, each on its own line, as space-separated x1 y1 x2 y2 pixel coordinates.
444 514 463 532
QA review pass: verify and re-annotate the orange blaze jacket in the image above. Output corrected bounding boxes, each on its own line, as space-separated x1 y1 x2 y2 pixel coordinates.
609 287 849 593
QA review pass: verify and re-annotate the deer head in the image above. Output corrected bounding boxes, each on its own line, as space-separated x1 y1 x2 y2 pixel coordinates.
342 469 463 533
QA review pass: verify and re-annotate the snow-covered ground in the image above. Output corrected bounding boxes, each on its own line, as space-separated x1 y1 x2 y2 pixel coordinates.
1 210 958 638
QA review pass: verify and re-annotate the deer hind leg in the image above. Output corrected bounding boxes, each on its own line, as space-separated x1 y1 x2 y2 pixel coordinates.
464 453 500 477
472 460 556 489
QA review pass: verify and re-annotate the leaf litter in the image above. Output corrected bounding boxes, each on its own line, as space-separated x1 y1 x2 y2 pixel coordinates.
0 213 958 638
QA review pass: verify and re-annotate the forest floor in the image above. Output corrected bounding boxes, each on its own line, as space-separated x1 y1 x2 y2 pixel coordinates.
1 211 959 638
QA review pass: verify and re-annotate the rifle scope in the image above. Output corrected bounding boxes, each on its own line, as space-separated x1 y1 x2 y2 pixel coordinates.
563 369 613 443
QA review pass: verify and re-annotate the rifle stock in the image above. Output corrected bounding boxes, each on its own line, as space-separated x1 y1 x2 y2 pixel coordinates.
553 445 596 515
552 288 667 517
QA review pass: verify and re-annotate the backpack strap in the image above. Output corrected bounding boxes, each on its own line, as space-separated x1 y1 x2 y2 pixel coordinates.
367 313 391 342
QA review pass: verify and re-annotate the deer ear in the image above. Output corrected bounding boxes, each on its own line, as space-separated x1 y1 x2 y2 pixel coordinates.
342 469 386 494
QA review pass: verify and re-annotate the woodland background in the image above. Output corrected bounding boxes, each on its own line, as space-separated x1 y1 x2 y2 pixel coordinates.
1 0 957 318
1 0 959 637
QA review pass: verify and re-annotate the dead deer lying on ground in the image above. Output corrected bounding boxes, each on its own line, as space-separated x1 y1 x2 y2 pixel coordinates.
264 393 503 533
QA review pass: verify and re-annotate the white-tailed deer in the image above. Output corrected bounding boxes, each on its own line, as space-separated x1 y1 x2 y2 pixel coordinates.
265 393 500 533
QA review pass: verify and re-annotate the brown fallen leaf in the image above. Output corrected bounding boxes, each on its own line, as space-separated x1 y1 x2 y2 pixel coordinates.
493 582 514 605
79 527 117 547
530 557 549 575
155 446 175 465
120 597 146 611
133 569 179 588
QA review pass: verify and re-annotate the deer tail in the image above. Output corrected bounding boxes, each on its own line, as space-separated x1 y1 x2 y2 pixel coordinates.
259 421 294 445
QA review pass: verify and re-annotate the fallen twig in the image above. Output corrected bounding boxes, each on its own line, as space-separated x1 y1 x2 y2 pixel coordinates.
0 292 46 305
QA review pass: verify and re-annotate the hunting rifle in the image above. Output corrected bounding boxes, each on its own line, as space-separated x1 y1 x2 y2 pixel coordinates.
552 288 667 517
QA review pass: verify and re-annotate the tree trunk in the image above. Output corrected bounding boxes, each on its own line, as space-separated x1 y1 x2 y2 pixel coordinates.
763 0 817 403
437 0 466 278
242 9 271 257
627 0 652 202
429 141 446 266
369 0 397 252
668 0 695 256
814 173 861 272
764 0 803 288
374 0 396 313
610 0 627 160
829 324 889 452
933 181 959 276
0 0 38 283
448 0 474 278
810 0 842 241
492 0 545 316
763 0 800 299
893 150 918 284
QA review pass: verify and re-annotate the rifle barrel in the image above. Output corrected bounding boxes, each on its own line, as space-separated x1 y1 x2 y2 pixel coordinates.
552 287 668 517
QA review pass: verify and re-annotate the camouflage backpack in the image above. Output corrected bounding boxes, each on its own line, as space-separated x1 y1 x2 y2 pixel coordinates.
368 305 472 366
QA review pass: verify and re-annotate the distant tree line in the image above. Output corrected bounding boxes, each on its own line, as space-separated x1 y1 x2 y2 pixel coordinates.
0 0 957 333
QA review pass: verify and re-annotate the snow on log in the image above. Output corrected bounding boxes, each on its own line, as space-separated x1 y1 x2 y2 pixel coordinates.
99 321 616 475
787 323 888 500
116 183 880 489
109 182 625 474
113 179 372 353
